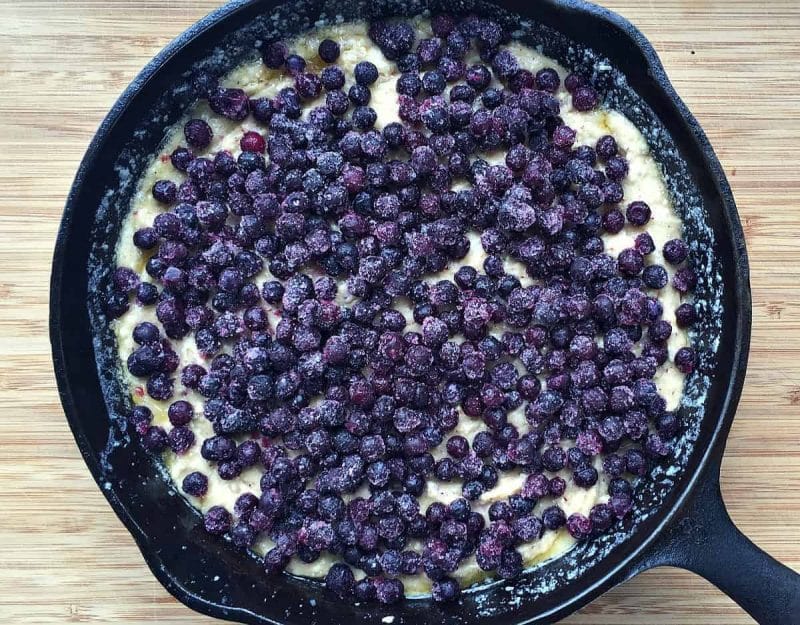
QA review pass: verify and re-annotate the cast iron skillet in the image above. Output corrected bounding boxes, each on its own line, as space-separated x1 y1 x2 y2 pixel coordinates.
50 0 800 623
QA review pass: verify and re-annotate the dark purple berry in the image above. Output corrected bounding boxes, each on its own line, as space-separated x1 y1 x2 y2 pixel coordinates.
572 86 599 111
240 131 266 153
168 400 193 426
152 179 177 204
596 135 618 161
209 88 250 121
204 505 231 535
325 563 355 598
318 39 340 63
675 303 697 328
263 41 288 68
182 471 208 496
663 238 689 265
566 513 592 539
432 577 460 602
354 61 379 85
674 346 696 374
643 264 668 289
184 118 212 148
142 425 168 452
626 201 651 226
168 426 195 454
535 67 560 92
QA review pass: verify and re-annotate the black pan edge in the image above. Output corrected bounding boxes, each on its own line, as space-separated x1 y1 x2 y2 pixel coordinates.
50 1 751 623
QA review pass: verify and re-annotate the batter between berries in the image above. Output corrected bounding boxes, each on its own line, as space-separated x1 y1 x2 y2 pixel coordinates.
109 15 696 604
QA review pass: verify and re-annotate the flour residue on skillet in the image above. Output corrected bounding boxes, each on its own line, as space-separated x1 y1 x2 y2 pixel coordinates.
85 0 720 620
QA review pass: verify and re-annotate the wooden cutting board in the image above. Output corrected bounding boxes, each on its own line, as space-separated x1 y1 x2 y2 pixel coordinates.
1 1 798 623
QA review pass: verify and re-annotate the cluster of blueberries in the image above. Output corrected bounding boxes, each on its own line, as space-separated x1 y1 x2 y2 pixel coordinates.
110 13 698 604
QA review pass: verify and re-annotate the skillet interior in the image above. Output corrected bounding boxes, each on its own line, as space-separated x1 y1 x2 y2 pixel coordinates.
51 0 744 623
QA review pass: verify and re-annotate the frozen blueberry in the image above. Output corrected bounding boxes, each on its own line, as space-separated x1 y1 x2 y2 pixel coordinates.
240 130 266 153
663 238 689 265
432 577 460 602
566 513 592 539
142 425 168 452
152 180 177 204
318 39 340 63
675 303 697 328
376 577 404 604
643 264 668 289
184 118 213 148
596 135 618 161
422 70 446 95
209 88 250 120
168 426 195 454
182 471 208 496
674 346 696 374
168 400 194 426
542 505 566 530
285 54 307 75
673 267 697 293
354 61 379 85
626 201 651 226
204 505 231 535
572 86 599 111
491 49 518 80
325 563 355 598
263 41 288 68
535 67 560 92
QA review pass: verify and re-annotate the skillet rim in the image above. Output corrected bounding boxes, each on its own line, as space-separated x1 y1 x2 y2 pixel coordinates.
49 0 752 623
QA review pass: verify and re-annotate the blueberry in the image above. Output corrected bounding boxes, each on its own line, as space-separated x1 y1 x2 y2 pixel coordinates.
209 88 250 121
182 471 208 496
142 425 168 452
432 577 460 602
168 426 195 454
167 400 193 426
184 118 212 148
325 563 355 598
573 464 599 488
497 547 523 579
513 514 544 543
318 39 340 63
572 86 599 111
542 505 566 530
201 435 236 462
674 346 697 374
663 238 689 265
136 282 158 305
596 134 618 160
626 201 651 226
675 303 697 328
285 54 307 75
295 72 322 99
263 41 288 68
152 179 177 204
352 105 377 129
354 61 379 85
535 67 560 92
635 232 655 255
204 505 231 535
566 513 593 539
422 70 446 95
375 577 404 604
491 49 518 80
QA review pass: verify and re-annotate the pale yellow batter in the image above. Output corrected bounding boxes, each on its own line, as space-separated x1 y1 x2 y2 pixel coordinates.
112 19 689 595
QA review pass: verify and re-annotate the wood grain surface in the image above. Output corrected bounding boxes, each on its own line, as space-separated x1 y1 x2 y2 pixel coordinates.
1 1 798 623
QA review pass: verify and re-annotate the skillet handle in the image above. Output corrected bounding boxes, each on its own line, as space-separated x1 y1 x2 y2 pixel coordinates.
635 468 800 624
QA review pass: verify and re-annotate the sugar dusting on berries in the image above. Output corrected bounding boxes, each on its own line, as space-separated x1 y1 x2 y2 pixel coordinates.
86 1 720 617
